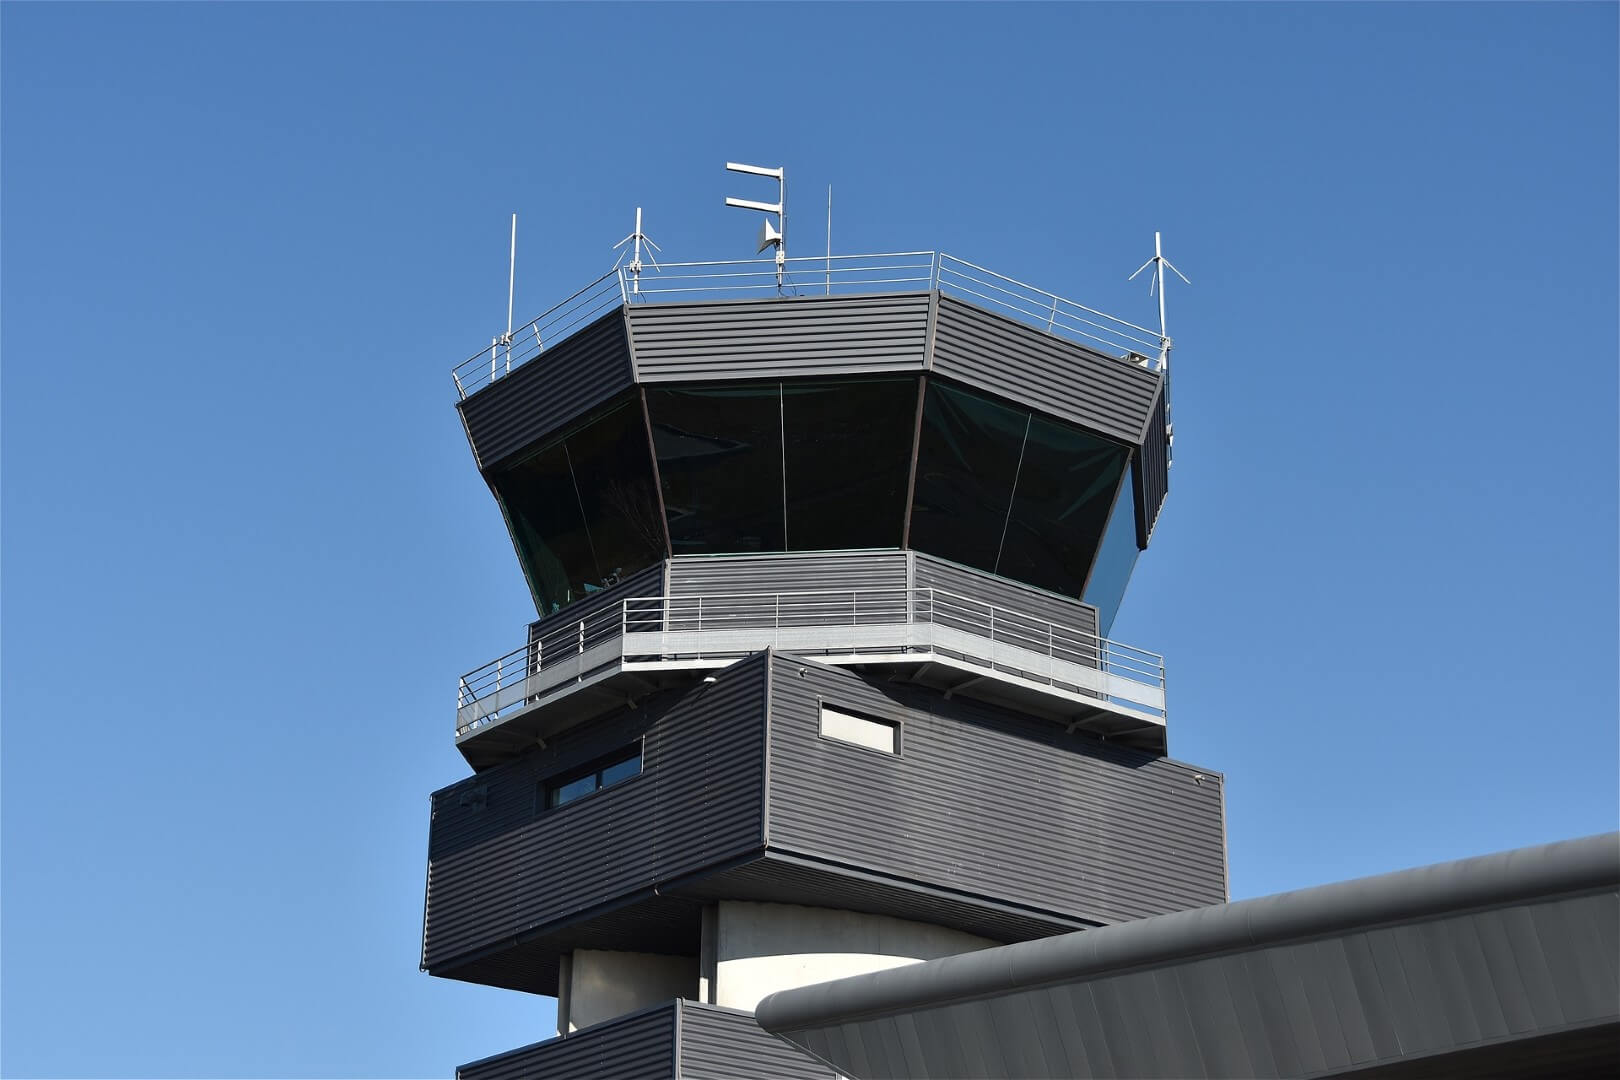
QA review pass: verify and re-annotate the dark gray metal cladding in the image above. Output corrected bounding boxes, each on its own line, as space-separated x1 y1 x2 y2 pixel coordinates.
457 308 635 473
677 1001 836 1080
457 1002 676 1080
626 293 932 382
1133 380 1171 549
929 294 1162 446
423 653 771 983
911 551 1100 668
525 562 666 649
755 833 1620 1080
457 1001 835 1080
765 654 1226 925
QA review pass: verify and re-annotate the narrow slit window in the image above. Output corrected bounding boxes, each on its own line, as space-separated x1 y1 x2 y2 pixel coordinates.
545 745 643 809
819 706 897 754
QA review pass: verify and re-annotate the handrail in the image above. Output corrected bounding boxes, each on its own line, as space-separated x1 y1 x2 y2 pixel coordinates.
451 251 1169 400
455 586 1165 735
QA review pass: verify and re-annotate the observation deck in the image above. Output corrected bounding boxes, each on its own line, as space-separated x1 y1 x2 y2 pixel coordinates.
448 253 1179 768
452 552 1167 769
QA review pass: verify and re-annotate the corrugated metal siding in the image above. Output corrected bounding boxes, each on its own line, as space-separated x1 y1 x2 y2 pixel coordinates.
1133 381 1170 549
677 1002 834 1080
929 295 1161 445
667 552 912 630
527 562 667 643
770 888 1620 1080
911 552 1098 636
424 655 770 975
458 1002 676 1080
457 309 634 472
627 294 931 382
765 655 1226 924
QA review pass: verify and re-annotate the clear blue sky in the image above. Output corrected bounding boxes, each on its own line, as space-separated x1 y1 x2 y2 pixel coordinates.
2 3 1615 1077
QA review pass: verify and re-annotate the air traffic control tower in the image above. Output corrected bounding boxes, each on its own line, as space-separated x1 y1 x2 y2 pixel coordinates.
424 184 1228 1078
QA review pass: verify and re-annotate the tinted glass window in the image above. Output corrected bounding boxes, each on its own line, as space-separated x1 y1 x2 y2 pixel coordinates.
497 441 594 617
996 415 1129 598
545 746 642 809
647 386 785 554
563 402 665 588
1082 463 1142 636
782 378 916 550
494 398 663 616
908 382 1027 575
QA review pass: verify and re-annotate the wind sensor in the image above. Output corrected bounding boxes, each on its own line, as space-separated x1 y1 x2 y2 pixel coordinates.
725 161 786 289
612 207 661 296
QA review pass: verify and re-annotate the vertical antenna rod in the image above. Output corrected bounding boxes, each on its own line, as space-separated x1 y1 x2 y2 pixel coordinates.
612 207 661 295
1128 231 1190 373
725 161 786 290
506 213 517 344
826 184 832 295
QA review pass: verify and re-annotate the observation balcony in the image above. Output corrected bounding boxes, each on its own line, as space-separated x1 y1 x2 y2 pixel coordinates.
453 552 1167 769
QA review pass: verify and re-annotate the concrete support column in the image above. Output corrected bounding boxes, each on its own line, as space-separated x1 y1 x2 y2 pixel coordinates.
554 949 698 1035
710 900 998 1013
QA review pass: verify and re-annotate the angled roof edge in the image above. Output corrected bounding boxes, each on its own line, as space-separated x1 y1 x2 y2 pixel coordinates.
756 832 1620 1035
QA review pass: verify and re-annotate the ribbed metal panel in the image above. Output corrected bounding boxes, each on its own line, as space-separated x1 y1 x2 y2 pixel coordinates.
911 552 1098 636
424 655 769 976
762 876 1620 1079
668 552 909 595
458 1002 676 1080
765 655 1225 924
1133 381 1170 548
627 294 931 382
677 1002 834 1080
457 309 634 472
929 295 1160 445
526 562 667 645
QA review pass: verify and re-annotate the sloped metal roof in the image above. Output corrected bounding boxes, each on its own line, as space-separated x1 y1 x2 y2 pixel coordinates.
757 833 1620 1079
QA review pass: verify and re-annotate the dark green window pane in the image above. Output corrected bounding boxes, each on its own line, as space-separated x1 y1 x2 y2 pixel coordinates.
494 398 664 617
909 382 1028 575
563 403 664 589
782 378 916 550
996 415 1129 599
647 386 785 554
496 441 594 617
1082 463 1141 636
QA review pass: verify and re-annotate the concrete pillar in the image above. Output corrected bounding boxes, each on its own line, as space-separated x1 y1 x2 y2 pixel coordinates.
710 901 998 1013
555 949 697 1034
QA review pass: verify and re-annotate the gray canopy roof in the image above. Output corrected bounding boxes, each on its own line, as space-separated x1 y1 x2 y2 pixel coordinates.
757 833 1620 1079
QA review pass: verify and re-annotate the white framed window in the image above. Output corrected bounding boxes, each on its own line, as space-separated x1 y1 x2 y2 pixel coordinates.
819 705 898 754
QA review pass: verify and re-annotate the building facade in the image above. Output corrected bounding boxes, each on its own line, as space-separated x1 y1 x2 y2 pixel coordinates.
425 252 1230 1077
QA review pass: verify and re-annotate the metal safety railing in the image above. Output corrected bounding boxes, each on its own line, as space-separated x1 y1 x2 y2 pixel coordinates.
455 587 1166 736
451 252 1167 399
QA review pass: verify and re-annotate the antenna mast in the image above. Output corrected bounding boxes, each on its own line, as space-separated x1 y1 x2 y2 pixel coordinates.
1128 231 1190 374
725 161 786 290
612 207 661 296
506 213 517 345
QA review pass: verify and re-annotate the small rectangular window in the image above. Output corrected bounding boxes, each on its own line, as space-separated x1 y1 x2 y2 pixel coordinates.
545 745 642 809
819 706 897 754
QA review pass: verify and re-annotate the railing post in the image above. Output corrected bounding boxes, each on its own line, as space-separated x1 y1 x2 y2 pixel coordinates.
578 619 585 655
495 655 503 693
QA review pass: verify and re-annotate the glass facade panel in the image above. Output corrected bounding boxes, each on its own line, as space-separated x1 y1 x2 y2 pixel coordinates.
647 386 785 554
996 415 1129 599
909 382 1028 576
1082 463 1142 636
494 398 663 616
782 378 915 550
561 403 665 588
